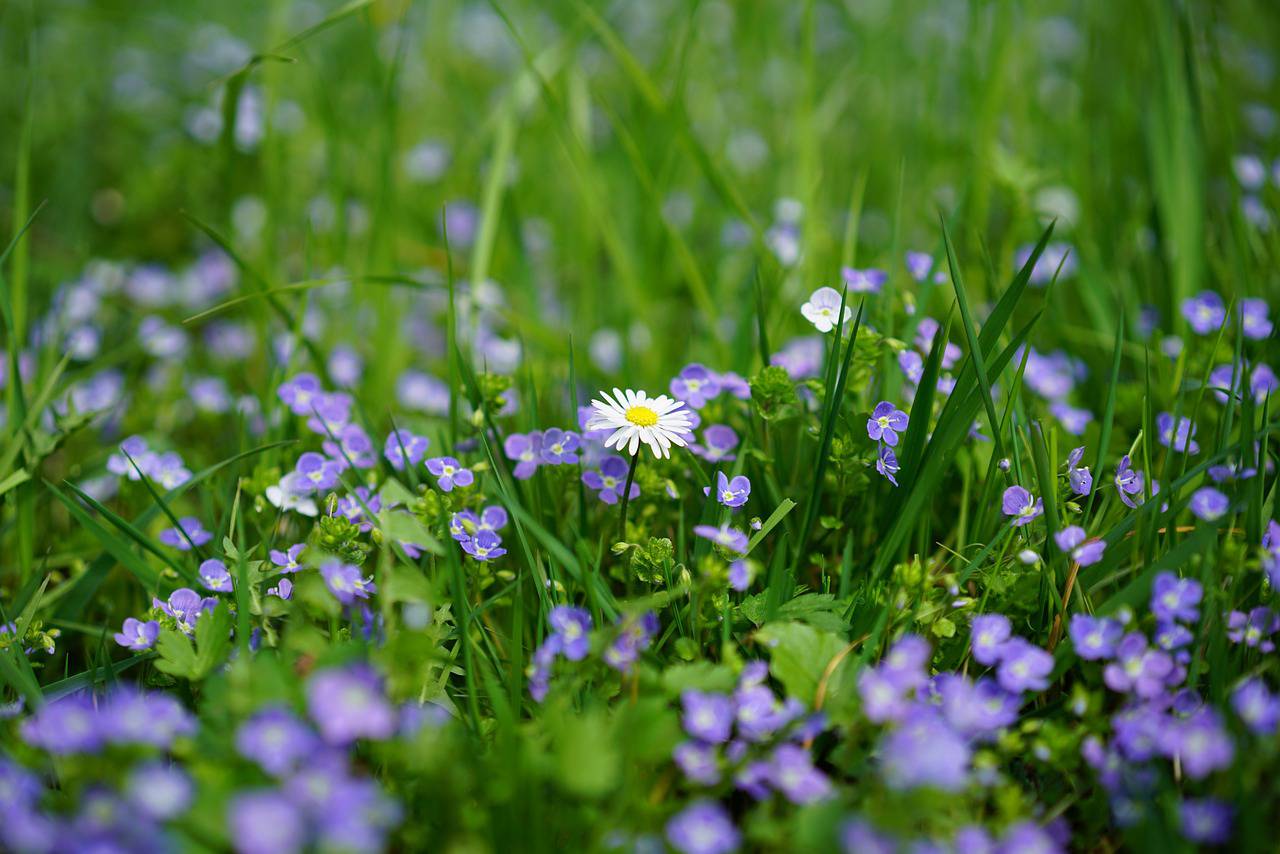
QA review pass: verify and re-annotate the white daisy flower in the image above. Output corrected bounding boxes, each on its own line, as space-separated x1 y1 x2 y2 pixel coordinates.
586 388 693 459
800 286 850 333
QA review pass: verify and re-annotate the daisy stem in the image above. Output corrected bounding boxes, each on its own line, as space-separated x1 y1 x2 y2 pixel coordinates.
617 452 640 542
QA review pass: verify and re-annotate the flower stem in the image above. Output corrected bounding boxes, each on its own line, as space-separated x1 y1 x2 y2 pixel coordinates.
617 452 640 542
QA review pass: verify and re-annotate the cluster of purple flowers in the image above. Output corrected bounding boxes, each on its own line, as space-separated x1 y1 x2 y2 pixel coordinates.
528 606 592 701
504 428 581 479
1017 346 1093 435
866 400 908 486
669 363 750 409
841 816 1067 854
106 435 192 489
673 662 829 810
1182 290 1272 338
450 504 509 562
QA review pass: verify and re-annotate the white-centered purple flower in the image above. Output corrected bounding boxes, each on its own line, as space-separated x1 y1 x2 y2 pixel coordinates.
1069 614 1123 660
425 456 474 492
1001 486 1043 526
841 266 887 294
305 664 396 745
113 617 160 651
866 401 908 447
1189 486 1229 522
693 523 749 555
681 690 734 743
158 516 213 551
665 800 740 854
548 605 592 661
199 558 233 592
705 471 750 509
236 707 321 776
670 364 722 409
1181 291 1226 335
319 559 375 605
582 455 639 505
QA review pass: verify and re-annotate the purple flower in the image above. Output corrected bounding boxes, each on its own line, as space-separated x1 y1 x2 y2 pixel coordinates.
705 471 750 509
158 516 213 550
1181 798 1232 845
693 424 740 463
155 587 218 634
666 800 740 854
306 665 396 744
673 741 721 785
460 530 507 562
236 707 320 776
425 456 473 492
1069 614 1123 660
548 605 592 660
199 558 233 592
269 578 293 600
102 688 196 747
1054 526 1106 566
772 335 824 379
716 371 751 400
1156 412 1199 454
319 559 375 605
126 762 192 821
881 635 931 691
881 705 970 791
915 318 962 368
1189 486 1229 522
1163 708 1234 779
693 523 749 555
1114 455 1157 509
539 428 580 464
938 675 1020 739
604 612 658 672
681 690 734 743
670 364 721 409
383 429 429 471
875 445 900 486
728 559 750 591
1226 607 1278 651
305 391 353 436
293 452 341 495
905 251 935 282
995 638 1053 693
1016 241 1076 285
1181 291 1226 335
841 266 887 294
1066 446 1092 496
336 486 381 532
768 743 832 803
1231 678 1280 735
582 455 639 505
970 614 1011 666
20 694 103 754
867 401 909 446
842 819 898 854
229 790 307 854
504 432 543 479
1240 297 1272 340
1104 633 1175 698
858 668 910 723
323 423 376 470
269 543 305 573
1001 486 1043 526
1050 401 1093 436
1151 572 1202 623
114 617 160 651
278 372 323 416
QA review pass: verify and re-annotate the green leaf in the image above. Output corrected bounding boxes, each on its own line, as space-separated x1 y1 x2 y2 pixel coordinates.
756 621 851 706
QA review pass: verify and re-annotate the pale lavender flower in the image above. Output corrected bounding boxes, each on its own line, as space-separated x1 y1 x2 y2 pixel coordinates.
1050 401 1092 436
199 558 233 592
875 445 900 486
460 530 506 562
706 471 750 509
582 455 638 504
841 266 887 294
277 372 322 416
1189 486 1229 522
319 559 375 605
269 543 305 573
716 371 751 400
548 605 592 660
158 516 212 550
382 429 428 471
693 524 749 555
1104 633 1174 698
768 743 832 803
114 617 160 651
1066 446 1092 496
236 707 320 776
1069 614 1123 660
1231 678 1280 735
880 706 970 791
1151 572 1202 623
1182 291 1226 335
229 790 306 854
293 452 341 494
867 401 908 446
504 432 543 479
670 364 721 409
1162 708 1234 779
681 691 734 743
126 762 192 821
426 456 473 492
1226 607 1278 652
1156 412 1199 454
306 665 396 744
674 740 721 785
666 801 740 854
20 694 103 754
995 638 1053 693
970 614 1011 667
539 428 580 464
1001 486 1043 526
1240 298 1273 340
694 424 740 464
1180 798 1232 845
1054 526 1106 566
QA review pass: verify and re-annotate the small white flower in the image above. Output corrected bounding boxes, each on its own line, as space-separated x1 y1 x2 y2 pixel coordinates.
800 286 851 333
585 388 693 459
266 473 319 517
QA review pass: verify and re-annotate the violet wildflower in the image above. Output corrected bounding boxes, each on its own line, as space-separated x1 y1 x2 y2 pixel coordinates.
1180 798 1232 845
800 286 851 333
1240 297 1273 340
1151 572 1202 623
1066 446 1092 496
149 452 193 490
880 706 970 791
504 431 542 479
383 429 429 471
1053 526 1106 566
875 445 900 486
229 790 306 854
1189 486 1229 522
768 743 832 803
728 559 751 591
336 486 381 532
1163 708 1234 779
866 401 908 446
1231 679 1280 735
937 675 1020 738
841 266 887 294
670 364 722 408
1104 633 1175 698
319 559 375 605
842 819 897 854
539 428 580 464
306 665 397 744
1050 401 1093 436
898 350 924 384
114 617 159 651
1181 291 1226 335
236 707 320 776
269 578 293 600
548 605 592 660
1156 412 1199 454
448 509 479 541
604 611 658 672
1001 486 1043 526
915 318 962 368
155 588 218 634
102 688 195 747
582 455 640 504
1069 614 1123 660
694 424 740 463
1016 241 1075 285
20 694 103 754
693 523 749 555
970 614 1011 666
126 762 192 821
278 372 322 415
425 456 473 492
158 516 212 550
666 800 740 854
269 543 305 573
107 435 155 480
771 336 824 379
882 635 932 691
293 452 340 495
681 690 734 743
305 391 353 436
460 530 507 562
995 638 1053 693
1114 455 1154 508
1226 607 1278 651
674 741 721 785
858 668 910 723
905 250 934 282
706 471 750 509
716 371 751 400
199 558 233 592
323 423 376 470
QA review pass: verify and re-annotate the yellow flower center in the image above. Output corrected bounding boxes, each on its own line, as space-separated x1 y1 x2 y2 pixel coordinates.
624 405 659 427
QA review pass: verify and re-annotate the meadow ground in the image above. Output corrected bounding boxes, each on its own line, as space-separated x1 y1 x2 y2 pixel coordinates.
0 1 1279 851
